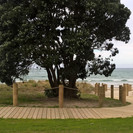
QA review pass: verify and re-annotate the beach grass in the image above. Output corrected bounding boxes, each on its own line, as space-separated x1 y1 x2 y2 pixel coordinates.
0 117 133 133
0 80 129 107
0 80 48 106
80 93 130 107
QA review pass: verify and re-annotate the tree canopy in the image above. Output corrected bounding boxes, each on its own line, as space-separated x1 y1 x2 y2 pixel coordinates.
0 0 131 89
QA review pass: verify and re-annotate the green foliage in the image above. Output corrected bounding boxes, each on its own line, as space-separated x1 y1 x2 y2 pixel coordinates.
44 89 58 98
0 0 131 88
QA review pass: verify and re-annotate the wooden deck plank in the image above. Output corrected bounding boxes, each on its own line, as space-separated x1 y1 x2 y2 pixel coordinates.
12 107 24 118
42 108 47 119
32 108 40 119
0 107 127 119
0 107 7 116
66 108 74 118
62 108 69 119
73 108 84 119
3 107 17 118
102 109 125 118
17 107 28 119
70 108 79 119
83 108 95 118
51 108 56 119
0 107 12 117
96 109 115 118
59 109 65 119
23 108 32 119
27 108 36 119
92 109 104 118
77 108 87 119
69 108 77 119
37 108 43 119
88 109 101 118
81 108 89 119
54 108 60 119
47 108 51 119
69 108 76 119
0 107 4 111
8 107 21 118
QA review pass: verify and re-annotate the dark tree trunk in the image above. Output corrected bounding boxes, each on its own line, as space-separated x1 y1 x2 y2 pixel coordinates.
46 67 58 96
46 67 79 98
64 77 78 98
46 68 54 88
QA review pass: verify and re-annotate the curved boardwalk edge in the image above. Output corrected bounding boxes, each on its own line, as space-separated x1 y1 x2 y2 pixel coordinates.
1 96 133 119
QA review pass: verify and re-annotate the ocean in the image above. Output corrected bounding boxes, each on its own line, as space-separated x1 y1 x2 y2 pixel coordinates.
22 68 133 87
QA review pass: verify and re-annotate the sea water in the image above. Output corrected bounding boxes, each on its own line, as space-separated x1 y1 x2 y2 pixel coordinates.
86 68 133 87
23 68 133 87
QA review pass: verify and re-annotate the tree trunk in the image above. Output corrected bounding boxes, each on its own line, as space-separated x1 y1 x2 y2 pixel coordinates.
64 77 78 98
46 68 79 98
46 67 58 96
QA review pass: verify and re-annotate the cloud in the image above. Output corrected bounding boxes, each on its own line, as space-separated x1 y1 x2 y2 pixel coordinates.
93 1 133 68
110 0 133 68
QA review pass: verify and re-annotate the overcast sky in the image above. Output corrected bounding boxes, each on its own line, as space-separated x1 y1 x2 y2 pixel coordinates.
112 0 133 68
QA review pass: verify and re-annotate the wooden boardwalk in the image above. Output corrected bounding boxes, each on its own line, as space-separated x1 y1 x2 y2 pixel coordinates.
0 106 133 119
1 96 133 119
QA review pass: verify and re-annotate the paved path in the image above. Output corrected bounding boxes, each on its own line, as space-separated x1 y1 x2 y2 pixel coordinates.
1 96 133 119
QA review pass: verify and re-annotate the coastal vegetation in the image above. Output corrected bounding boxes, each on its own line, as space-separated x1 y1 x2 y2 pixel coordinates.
0 80 128 107
0 0 131 98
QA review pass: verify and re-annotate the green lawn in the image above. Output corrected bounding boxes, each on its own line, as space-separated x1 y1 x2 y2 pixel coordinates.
0 118 133 133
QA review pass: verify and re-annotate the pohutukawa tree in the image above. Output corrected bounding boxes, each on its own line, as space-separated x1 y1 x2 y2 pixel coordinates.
0 0 131 97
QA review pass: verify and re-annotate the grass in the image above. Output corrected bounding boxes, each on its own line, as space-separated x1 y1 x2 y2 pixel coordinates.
80 93 130 107
77 82 94 93
0 117 133 133
0 80 49 106
0 80 129 107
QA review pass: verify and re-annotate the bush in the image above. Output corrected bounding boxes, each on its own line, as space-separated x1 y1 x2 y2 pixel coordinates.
44 89 58 98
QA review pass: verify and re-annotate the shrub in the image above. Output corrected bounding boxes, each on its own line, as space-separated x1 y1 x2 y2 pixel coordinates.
44 89 58 98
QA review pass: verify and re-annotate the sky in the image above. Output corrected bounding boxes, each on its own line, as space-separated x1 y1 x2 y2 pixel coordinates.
110 0 133 68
